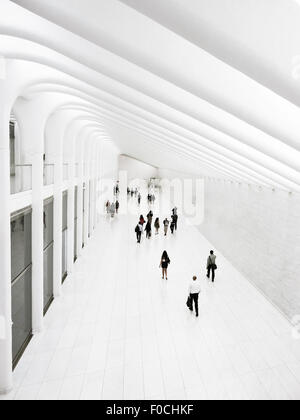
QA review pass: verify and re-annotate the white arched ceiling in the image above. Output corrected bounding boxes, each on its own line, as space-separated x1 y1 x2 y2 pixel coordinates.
2 0 300 191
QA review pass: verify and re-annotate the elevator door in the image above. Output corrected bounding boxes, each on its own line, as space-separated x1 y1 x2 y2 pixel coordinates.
62 191 68 283
11 208 32 369
74 186 78 262
43 198 54 315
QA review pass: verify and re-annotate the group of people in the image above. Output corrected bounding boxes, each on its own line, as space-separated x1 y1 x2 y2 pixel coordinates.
105 200 120 218
147 193 156 204
158 250 218 317
135 207 179 243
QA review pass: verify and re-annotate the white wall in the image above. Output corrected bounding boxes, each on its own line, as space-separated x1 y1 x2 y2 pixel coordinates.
119 155 158 181
102 143 119 180
199 180 300 320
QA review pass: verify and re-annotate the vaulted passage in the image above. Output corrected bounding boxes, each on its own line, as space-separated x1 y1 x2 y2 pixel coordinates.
1 0 300 400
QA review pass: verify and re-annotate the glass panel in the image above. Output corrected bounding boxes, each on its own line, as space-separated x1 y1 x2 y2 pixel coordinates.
44 164 54 186
11 211 32 281
62 192 68 231
10 165 32 194
62 229 68 281
89 181 92 237
12 267 32 364
44 199 54 249
82 184 86 247
63 164 69 181
10 121 16 176
74 187 78 261
43 244 54 312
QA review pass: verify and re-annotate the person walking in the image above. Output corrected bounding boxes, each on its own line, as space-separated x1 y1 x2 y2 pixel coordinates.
147 210 153 225
116 200 120 214
138 193 141 205
145 221 152 239
163 218 170 236
172 213 178 231
154 218 160 235
139 215 145 226
170 218 175 235
207 250 217 282
188 276 201 317
106 200 111 214
110 202 116 218
135 222 143 243
160 251 171 280
172 207 178 216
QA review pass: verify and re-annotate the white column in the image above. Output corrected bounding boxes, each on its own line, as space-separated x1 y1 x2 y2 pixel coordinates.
31 131 44 332
84 171 90 244
0 87 13 394
53 151 63 297
67 159 75 273
15 99 45 335
77 138 84 256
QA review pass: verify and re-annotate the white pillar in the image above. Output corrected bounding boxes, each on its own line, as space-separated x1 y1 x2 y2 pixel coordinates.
53 152 63 297
0 86 13 394
31 132 44 332
77 138 84 256
14 99 45 334
84 170 90 244
67 159 75 273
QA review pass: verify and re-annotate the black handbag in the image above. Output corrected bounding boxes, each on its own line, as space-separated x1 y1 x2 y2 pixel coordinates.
186 295 192 309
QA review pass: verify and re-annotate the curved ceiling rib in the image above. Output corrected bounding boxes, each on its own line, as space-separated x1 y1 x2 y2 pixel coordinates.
1 0 300 192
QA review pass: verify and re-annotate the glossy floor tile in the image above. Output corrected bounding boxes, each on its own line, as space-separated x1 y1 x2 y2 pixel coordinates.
3 196 300 400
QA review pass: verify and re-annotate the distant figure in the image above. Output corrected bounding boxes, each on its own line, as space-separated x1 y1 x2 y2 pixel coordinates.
170 219 175 235
110 202 116 218
154 218 160 235
163 218 170 236
207 250 217 282
106 200 111 214
116 200 120 214
188 276 201 317
135 223 143 244
160 251 171 280
145 221 152 239
147 211 153 225
172 214 178 231
138 193 141 205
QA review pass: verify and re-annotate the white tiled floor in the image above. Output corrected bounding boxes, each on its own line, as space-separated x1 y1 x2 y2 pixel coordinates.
2 195 300 400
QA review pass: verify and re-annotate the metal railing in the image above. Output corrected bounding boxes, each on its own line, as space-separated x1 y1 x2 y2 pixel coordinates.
43 164 54 186
10 164 32 194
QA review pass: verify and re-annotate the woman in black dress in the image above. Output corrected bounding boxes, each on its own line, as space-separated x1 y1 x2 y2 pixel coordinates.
160 251 171 280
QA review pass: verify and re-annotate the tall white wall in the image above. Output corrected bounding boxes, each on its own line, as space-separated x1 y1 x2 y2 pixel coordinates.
102 143 119 180
119 155 158 181
199 180 300 320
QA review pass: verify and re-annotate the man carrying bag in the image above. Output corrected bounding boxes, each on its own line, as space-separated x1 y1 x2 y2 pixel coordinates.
207 250 217 283
187 276 201 317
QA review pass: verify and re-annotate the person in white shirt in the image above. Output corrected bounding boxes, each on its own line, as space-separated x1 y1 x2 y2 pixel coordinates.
188 276 201 317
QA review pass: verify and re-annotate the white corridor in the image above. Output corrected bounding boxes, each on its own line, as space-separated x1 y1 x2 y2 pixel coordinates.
2 197 300 401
